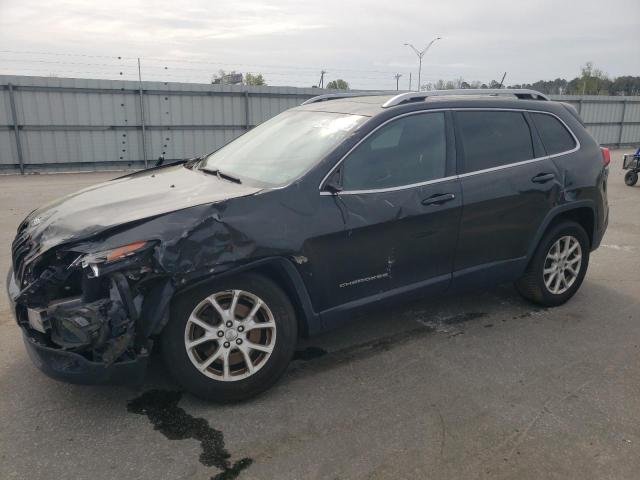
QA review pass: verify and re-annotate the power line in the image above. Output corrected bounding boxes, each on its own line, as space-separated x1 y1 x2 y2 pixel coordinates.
0 49 413 77
0 58 137 68
0 58 422 82
0 51 448 90
0 50 129 60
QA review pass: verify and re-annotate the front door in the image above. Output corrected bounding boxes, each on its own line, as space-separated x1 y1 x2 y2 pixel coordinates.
320 111 462 308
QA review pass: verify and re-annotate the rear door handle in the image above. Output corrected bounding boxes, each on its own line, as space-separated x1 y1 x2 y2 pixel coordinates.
422 193 456 206
531 172 555 183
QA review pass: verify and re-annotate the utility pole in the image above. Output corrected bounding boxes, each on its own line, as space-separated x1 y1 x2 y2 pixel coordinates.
404 37 441 91
409 72 412 91
319 70 327 89
394 73 403 91
498 72 507 88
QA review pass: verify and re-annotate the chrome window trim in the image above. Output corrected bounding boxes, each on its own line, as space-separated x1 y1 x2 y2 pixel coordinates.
333 175 459 195
318 108 580 196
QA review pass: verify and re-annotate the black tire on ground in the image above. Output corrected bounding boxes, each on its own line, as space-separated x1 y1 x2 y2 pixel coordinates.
515 221 590 307
161 273 297 403
625 170 638 186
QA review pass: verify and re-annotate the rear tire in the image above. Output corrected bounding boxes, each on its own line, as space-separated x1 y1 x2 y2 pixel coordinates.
515 221 590 307
161 273 297 403
625 170 638 186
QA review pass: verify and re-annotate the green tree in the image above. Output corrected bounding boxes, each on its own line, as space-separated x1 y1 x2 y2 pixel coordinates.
211 69 243 85
610 76 640 96
424 77 466 91
567 62 610 95
510 78 568 95
326 79 349 90
244 73 267 86
416 64 639 96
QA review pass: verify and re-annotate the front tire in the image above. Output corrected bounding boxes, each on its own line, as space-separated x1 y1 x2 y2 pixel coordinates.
625 170 638 186
515 221 590 307
161 273 297 402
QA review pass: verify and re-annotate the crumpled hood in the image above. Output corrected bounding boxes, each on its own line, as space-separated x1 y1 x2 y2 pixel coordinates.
21 164 262 255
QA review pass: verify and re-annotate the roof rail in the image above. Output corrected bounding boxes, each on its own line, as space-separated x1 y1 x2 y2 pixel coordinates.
382 88 550 108
301 92 390 105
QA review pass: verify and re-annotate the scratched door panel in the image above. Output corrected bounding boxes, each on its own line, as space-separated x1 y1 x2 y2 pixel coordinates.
326 180 461 307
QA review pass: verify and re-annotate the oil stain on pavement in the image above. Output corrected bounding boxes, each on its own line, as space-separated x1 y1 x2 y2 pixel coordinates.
127 390 252 480
126 312 489 478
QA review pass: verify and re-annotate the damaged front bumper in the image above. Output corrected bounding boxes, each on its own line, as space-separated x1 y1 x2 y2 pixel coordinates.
21 325 149 385
7 265 154 385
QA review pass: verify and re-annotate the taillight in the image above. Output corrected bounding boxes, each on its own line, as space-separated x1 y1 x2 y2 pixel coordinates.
601 147 611 167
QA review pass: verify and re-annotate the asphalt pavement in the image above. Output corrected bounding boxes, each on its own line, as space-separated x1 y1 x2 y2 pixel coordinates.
0 151 638 480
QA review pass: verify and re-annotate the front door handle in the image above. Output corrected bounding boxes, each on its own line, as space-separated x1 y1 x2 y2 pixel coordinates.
422 193 456 206
531 172 555 183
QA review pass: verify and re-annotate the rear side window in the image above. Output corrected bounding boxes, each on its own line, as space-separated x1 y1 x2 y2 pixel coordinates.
530 112 576 155
341 112 446 190
457 111 534 173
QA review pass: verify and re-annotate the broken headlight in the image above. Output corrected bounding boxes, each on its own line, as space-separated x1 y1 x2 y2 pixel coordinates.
71 241 151 277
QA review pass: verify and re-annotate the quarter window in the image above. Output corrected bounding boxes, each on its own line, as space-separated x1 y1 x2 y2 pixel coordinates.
341 112 447 190
531 112 576 155
457 111 534 173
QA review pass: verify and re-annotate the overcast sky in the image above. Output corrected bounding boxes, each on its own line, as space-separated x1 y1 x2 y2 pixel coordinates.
0 0 638 90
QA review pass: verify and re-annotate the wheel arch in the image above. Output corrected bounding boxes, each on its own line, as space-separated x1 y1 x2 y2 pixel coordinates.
526 201 596 264
173 257 321 338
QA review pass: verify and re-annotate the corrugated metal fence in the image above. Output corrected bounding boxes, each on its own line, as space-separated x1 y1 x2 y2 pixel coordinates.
1 75 639 174
0 75 331 174
554 95 640 147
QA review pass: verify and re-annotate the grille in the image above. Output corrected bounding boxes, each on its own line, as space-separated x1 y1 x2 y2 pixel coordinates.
11 219 36 286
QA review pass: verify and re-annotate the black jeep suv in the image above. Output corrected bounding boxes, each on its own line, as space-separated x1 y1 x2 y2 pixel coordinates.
7 89 609 401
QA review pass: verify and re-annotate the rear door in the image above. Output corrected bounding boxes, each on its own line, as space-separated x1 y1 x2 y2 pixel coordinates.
319 111 462 308
452 109 563 286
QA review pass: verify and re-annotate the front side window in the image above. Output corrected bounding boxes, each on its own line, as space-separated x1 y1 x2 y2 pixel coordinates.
201 110 367 187
530 112 576 155
457 111 534 174
341 112 447 191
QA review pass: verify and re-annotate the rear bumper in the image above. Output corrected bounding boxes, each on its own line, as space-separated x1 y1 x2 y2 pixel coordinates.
7 268 149 385
592 203 608 251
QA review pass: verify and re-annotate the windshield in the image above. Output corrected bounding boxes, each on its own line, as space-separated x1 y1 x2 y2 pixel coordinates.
201 110 367 186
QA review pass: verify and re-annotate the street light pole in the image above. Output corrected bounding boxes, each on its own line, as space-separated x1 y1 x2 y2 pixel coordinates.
404 36 441 91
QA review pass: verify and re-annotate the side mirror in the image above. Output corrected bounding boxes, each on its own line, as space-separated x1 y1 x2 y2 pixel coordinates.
323 178 343 195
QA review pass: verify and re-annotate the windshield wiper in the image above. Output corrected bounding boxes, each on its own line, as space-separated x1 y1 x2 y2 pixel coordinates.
200 167 242 184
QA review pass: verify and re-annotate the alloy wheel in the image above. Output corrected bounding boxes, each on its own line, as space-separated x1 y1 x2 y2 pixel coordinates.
543 235 582 295
184 289 276 381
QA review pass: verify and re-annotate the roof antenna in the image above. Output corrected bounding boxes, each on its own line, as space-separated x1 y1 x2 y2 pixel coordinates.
498 72 507 89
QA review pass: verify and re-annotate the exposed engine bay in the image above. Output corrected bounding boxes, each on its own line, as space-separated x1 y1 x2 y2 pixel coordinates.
12 237 172 372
